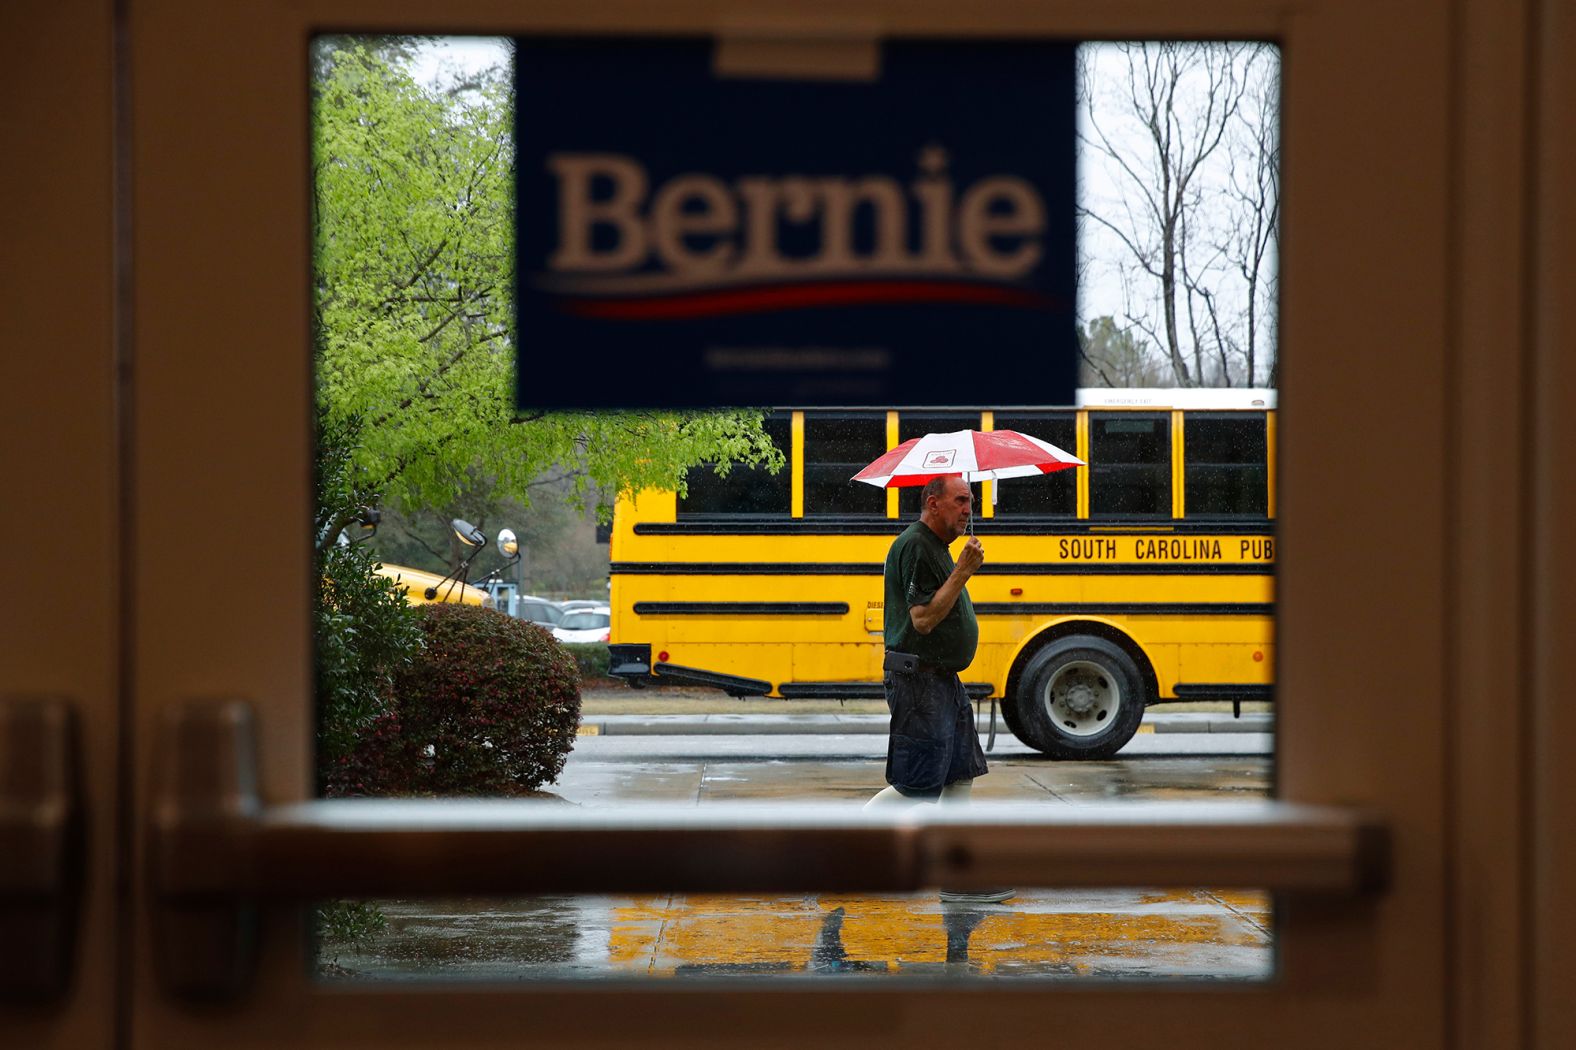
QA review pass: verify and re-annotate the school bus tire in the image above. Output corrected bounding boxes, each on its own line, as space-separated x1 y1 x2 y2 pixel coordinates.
998 683 1028 743
1014 635 1147 760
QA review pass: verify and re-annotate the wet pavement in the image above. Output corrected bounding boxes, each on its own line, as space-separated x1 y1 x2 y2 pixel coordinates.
322 742 1275 983
552 753 1271 806
327 889 1271 981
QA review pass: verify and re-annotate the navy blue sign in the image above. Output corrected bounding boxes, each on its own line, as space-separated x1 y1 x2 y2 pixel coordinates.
515 39 1076 408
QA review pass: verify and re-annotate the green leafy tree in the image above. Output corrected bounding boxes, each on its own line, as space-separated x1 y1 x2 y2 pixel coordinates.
311 44 781 549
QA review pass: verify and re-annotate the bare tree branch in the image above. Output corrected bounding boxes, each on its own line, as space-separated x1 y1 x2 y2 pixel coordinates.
1079 41 1275 388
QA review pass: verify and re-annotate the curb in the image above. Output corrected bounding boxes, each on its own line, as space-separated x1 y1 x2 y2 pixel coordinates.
577 712 1273 737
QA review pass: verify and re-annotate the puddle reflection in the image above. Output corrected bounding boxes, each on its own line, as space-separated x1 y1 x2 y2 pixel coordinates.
323 889 1271 981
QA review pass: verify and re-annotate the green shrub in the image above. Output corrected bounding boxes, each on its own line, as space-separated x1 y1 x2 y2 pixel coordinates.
373 604 581 795
315 411 424 799
314 899 388 966
560 642 610 679
316 543 423 791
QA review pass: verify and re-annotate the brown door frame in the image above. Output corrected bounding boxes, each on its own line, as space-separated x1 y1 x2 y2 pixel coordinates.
9 0 1574 1045
0 1 119 1047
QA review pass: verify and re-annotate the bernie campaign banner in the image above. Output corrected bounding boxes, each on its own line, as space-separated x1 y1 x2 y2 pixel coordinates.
515 38 1076 408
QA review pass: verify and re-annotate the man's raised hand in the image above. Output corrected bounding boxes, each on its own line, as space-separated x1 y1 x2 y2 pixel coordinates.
956 536 984 578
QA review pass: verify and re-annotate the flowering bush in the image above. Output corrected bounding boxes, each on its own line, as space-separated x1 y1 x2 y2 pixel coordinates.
351 604 581 796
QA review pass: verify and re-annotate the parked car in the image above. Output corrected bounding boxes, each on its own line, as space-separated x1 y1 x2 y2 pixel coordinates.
558 599 605 612
552 605 611 644
514 596 564 630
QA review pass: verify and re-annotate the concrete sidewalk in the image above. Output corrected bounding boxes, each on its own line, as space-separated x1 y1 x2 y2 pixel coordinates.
579 711 1273 736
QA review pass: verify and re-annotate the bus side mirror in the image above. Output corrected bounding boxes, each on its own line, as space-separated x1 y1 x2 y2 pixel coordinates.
497 528 519 559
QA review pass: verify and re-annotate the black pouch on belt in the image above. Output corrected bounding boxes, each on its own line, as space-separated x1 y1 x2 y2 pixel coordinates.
883 650 919 675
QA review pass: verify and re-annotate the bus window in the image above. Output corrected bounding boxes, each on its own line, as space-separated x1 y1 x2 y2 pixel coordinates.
1090 412 1171 517
804 413 887 517
677 414 792 518
990 412 1078 517
898 411 980 516
1185 413 1269 517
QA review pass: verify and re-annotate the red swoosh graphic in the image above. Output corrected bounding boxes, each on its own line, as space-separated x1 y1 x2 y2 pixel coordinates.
559 280 1052 320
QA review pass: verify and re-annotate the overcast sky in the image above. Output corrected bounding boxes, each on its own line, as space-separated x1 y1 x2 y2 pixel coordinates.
408 36 510 92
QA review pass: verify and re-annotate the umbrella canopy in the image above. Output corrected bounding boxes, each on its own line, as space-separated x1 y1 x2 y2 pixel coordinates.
851 429 1084 489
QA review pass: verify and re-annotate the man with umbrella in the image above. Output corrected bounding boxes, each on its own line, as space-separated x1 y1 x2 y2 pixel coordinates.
866 473 1010 901
855 428 1082 903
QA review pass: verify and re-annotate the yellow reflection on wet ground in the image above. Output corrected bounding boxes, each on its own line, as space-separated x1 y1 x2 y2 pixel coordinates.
621 891 1270 978
327 889 1271 981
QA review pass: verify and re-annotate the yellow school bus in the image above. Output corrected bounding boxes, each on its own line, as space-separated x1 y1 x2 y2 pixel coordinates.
375 563 491 607
608 389 1275 758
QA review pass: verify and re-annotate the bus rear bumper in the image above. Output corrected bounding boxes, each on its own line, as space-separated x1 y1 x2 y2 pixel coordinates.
607 644 773 698
608 643 652 678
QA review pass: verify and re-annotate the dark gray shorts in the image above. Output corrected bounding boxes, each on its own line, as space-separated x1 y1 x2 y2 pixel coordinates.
883 668 989 797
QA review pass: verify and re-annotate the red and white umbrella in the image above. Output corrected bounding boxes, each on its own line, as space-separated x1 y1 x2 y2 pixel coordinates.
851 429 1084 489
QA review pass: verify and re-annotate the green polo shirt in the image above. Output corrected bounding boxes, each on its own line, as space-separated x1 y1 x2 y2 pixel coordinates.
883 520 979 672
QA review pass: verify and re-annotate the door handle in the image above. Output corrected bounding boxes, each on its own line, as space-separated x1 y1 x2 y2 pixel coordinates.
0 696 83 1003
151 699 1388 1000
